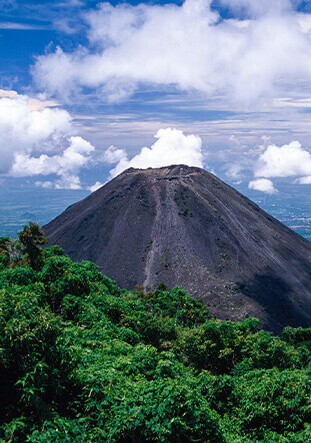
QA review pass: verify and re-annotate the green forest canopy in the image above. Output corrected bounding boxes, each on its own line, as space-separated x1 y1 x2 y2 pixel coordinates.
1 223 311 442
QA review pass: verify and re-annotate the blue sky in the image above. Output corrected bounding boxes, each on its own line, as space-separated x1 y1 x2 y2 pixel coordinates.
1 0 311 200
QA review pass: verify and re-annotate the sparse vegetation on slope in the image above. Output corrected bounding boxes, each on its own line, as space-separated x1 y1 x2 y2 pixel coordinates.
1 224 311 442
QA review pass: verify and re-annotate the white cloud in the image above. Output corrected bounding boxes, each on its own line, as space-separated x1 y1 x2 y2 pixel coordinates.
105 128 203 178
0 89 58 110
35 180 53 189
88 180 104 192
255 141 311 178
33 0 311 104
0 22 49 30
27 98 59 111
0 90 95 188
225 163 244 181
11 136 94 189
0 89 18 99
248 178 277 194
297 176 311 184
103 145 128 164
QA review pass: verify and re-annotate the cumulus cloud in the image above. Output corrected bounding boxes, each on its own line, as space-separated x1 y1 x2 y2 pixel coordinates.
0 89 18 99
27 98 59 111
255 141 311 179
104 128 203 178
225 163 244 181
248 178 277 194
103 145 128 164
247 140 311 192
0 91 95 188
33 0 311 103
11 136 95 190
297 176 311 184
35 180 53 189
88 181 104 192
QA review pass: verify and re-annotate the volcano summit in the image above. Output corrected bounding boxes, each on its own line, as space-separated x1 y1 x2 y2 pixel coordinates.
44 165 311 332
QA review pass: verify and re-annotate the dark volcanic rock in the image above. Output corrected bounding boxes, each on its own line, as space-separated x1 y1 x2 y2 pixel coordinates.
44 165 311 332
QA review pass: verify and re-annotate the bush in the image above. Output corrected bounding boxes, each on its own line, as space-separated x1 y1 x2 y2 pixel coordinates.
0 266 36 286
230 369 311 439
1 230 311 441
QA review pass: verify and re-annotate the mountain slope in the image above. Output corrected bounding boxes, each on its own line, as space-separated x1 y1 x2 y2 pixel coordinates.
44 165 311 332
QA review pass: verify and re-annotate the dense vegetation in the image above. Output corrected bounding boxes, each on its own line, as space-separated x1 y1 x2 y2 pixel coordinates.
1 223 311 442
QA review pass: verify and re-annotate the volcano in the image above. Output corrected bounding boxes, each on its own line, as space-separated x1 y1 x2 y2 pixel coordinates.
44 165 311 332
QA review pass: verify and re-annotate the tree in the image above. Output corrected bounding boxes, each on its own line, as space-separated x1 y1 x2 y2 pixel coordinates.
18 222 48 270
0 237 14 267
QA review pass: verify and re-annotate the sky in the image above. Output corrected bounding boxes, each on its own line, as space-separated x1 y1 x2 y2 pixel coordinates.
0 0 311 221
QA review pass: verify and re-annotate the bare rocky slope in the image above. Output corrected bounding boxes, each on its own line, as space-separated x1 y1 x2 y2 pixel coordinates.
44 165 311 332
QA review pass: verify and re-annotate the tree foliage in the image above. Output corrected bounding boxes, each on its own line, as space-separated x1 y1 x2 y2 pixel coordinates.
18 222 48 270
1 226 311 441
